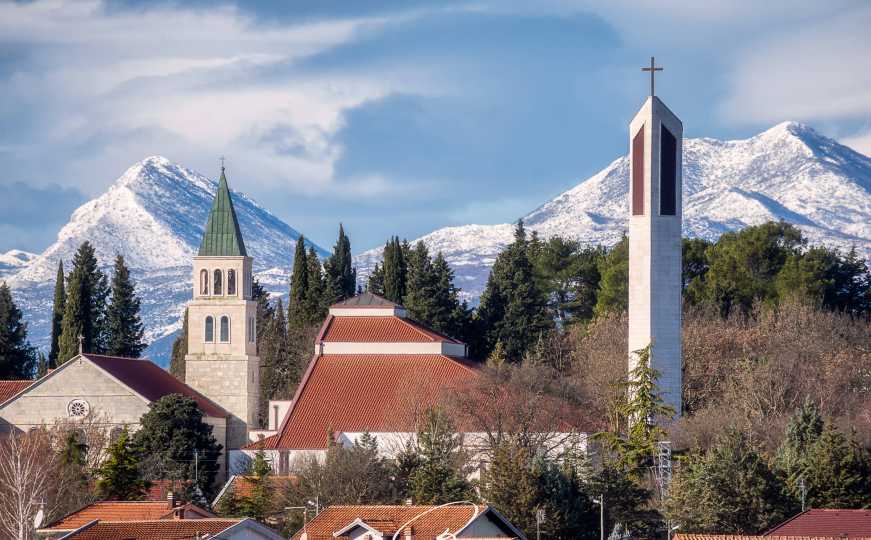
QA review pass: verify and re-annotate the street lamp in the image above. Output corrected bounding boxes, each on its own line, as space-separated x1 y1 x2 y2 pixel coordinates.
591 494 604 540
668 523 681 540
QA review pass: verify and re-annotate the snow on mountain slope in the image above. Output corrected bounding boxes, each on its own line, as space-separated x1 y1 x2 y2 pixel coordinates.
0 250 37 281
355 122 871 302
8 156 327 364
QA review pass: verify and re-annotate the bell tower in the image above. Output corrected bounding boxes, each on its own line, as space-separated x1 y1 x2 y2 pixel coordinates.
185 165 260 448
628 58 683 418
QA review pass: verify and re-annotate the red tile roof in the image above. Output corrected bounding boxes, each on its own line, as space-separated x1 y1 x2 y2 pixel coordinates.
291 505 522 540
764 509 871 538
214 475 298 507
84 354 228 418
39 500 213 531
678 536 871 540
60 519 242 539
247 354 477 450
0 379 33 403
321 316 461 343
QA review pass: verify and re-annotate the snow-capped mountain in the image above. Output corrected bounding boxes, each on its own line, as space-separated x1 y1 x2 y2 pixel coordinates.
355 122 871 302
0 250 36 281
8 156 327 364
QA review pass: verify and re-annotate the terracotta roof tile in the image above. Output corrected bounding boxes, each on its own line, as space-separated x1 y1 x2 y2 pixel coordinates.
764 509 871 538
84 354 228 418
62 519 242 539
251 354 477 450
0 379 33 403
291 505 513 540
321 316 461 344
214 475 299 507
42 502 173 530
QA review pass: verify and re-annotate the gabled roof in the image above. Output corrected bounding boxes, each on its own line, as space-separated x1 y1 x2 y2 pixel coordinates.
39 500 214 531
290 505 526 540
198 168 247 257
764 509 871 538
320 316 462 344
213 474 299 508
331 293 399 308
245 354 477 450
83 354 228 418
0 379 33 404
57 518 246 540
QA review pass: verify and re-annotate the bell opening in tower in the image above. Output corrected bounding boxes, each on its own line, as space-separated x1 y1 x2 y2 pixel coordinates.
660 124 677 216
632 126 645 216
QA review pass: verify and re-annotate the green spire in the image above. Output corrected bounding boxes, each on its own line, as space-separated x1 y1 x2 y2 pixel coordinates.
198 167 247 257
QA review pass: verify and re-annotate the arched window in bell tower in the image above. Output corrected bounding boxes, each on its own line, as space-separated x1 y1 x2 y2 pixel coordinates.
214 269 223 295
200 270 209 296
227 269 236 296
220 315 230 342
204 316 214 342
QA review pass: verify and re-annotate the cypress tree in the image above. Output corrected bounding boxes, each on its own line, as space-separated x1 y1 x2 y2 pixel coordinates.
367 263 385 295
49 260 65 367
260 299 291 426
0 282 37 379
58 242 108 362
252 278 273 357
383 237 407 303
288 237 309 328
403 242 438 322
105 255 145 357
323 224 356 304
96 427 149 500
169 308 188 381
304 246 326 321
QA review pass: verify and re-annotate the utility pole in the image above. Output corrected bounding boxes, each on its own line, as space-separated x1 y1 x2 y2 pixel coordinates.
592 494 604 540
536 508 545 540
799 476 807 511
194 449 199 488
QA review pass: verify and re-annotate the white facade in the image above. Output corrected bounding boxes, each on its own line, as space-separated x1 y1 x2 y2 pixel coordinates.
627 96 683 417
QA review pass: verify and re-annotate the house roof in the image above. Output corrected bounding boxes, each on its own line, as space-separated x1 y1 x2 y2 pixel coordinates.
331 293 399 308
677 536 871 540
290 504 525 540
245 354 477 450
83 354 228 418
198 168 247 257
764 509 871 538
58 519 244 540
213 475 299 507
0 379 33 404
320 316 462 344
40 501 214 531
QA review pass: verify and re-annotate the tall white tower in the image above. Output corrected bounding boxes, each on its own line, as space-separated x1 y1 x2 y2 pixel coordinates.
185 166 260 448
628 58 683 417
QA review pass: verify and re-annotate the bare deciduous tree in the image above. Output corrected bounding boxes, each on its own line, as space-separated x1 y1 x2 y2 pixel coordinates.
0 430 57 540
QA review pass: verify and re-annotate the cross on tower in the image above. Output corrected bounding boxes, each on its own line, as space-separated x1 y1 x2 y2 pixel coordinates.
641 56 663 97
219 156 226 173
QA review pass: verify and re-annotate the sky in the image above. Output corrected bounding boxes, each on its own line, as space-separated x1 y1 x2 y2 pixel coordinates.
1 0 870 254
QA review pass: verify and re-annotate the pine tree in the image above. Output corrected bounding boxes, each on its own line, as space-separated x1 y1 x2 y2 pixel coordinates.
367 263 385 295
0 282 37 379
58 242 108 362
288 237 309 328
802 423 871 508
382 237 406 303
403 242 438 320
49 260 65 367
409 408 474 504
476 221 552 361
169 308 188 381
96 427 149 500
775 398 824 498
594 236 629 315
323 224 356 304
105 255 145 357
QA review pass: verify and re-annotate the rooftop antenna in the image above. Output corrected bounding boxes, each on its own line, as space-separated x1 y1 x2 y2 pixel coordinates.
655 440 673 500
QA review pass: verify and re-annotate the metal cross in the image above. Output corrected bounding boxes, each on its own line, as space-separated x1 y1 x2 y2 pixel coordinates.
642 56 663 97
219 156 226 172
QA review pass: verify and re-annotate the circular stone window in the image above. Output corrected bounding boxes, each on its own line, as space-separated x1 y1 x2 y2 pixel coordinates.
67 399 90 418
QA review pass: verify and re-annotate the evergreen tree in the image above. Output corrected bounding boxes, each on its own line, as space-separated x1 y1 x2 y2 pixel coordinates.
587 463 661 539
49 260 65 367
594 236 629 316
304 246 327 321
238 450 276 522
409 408 474 504
664 428 794 533
105 255 145 357
775 399 824 498
260 299 292 426
252 278 274 357
532 238 604 324
96 427 149 500
58 430 90 501
36 351 49 378
802 423 871 508
169 309 188 382
382 237 407 303
367 263 385 295
131 394 223 498
288 237 309 327
431 252 471 339
476 221 552 360
0 282 37 379
323 224 356 304
58 242 108 362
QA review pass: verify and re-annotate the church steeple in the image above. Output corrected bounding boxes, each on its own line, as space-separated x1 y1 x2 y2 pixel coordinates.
198 167 247 257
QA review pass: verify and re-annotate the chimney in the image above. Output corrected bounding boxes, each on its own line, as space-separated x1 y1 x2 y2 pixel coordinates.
167 491 176 510
403 525 413 540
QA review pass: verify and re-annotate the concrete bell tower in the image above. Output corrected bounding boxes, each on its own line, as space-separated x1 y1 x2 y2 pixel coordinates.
185 165 260 448
628 58 683 418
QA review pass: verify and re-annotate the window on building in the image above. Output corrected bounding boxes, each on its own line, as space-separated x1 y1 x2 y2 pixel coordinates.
200 269 209 295
220 315 230 342
227 269 236 296
248 316 256 343
660 124 677 216
214 269 223 295
632 126 645 216
273 405 280 430
205 316 214 342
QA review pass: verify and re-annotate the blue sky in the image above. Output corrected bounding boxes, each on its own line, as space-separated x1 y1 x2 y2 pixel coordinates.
1 0 870 254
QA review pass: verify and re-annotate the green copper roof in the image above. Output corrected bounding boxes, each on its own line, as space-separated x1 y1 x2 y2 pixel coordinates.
198 169 247 257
